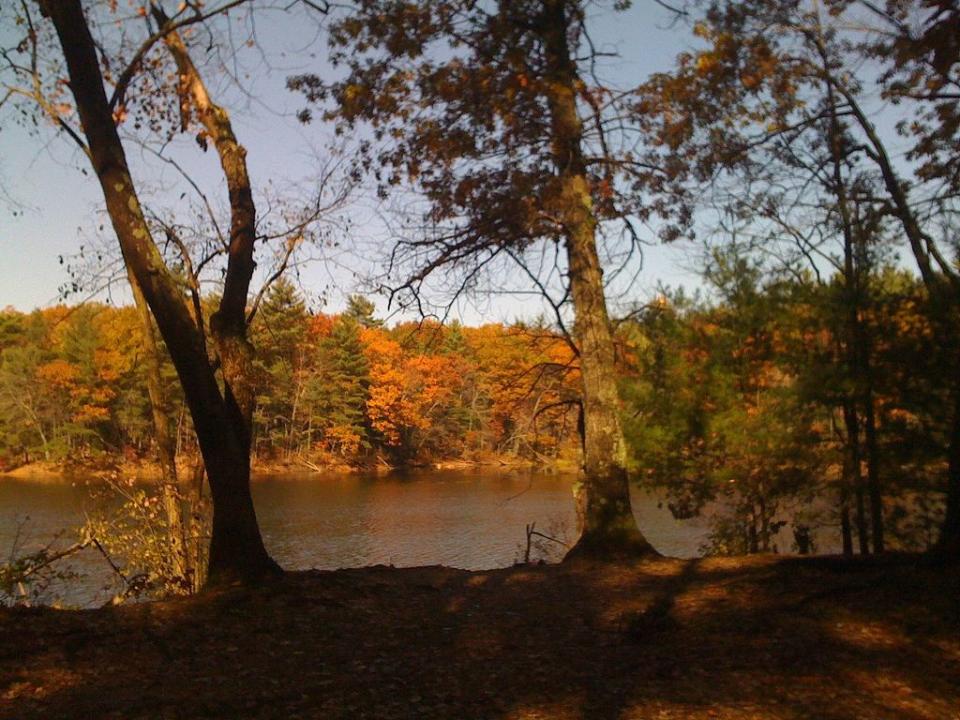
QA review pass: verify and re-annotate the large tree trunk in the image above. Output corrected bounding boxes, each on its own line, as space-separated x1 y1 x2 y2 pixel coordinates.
42 0 277 584
564 195 654 557
539 0 656 559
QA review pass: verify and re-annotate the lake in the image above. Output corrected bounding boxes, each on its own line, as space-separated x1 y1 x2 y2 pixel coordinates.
0 469 712 606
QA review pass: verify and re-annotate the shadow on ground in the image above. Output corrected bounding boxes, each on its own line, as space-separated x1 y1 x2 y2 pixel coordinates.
1 553 958 719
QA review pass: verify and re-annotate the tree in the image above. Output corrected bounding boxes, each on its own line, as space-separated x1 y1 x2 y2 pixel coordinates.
0 344 55 464
620 291 727 522
293 0 661 557
251 278 311 459
344 294 383 328
27 0 278 583
635 0 960 556
871 0 960 555
305 314 372 458
621 264 825 555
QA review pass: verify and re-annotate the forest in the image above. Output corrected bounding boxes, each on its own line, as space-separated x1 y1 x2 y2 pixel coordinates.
0 0 959 717
0 263 951 559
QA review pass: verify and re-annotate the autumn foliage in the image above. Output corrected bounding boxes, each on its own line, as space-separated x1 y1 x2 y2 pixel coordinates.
0 263 952 555
0 284 581 472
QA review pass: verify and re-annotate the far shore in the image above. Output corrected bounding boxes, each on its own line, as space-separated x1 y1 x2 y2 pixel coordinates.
0 454 576 484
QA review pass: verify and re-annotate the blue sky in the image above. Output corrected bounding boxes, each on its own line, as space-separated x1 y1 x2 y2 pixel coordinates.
0 2 706 322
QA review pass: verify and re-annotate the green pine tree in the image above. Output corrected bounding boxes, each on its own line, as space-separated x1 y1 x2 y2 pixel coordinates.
251 278 310 457
305 314 372 459
344 295 382 329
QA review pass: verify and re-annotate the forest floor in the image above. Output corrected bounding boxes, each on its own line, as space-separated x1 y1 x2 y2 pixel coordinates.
1 553 958 720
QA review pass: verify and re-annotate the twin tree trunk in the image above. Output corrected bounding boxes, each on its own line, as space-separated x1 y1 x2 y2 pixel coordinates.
43 0 277 584
540 0 656 559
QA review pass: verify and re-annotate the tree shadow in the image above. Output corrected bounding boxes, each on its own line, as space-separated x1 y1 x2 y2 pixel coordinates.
1 554 958 719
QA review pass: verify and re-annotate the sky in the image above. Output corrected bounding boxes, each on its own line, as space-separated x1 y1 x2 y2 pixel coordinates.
0 2 707 323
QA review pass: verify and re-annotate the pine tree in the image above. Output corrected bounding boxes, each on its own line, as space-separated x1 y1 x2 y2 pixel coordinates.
344 295 382 329
306 315 372 458
252 279 310 457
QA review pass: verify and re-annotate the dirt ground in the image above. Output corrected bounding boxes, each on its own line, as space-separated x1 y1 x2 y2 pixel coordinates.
1 553 958 719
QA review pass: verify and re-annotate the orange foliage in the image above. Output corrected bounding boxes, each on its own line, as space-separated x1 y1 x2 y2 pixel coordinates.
362 327 464 449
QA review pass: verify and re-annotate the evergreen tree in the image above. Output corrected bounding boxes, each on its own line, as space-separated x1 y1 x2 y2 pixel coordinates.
344 295 382 329
0 311 25 352
306 315 371 458
251 278 310 457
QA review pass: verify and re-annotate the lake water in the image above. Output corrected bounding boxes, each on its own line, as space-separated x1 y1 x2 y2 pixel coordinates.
0 469 712 606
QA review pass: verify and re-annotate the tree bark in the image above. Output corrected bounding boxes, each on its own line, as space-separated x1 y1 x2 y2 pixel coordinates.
41 0 277 584
155 11 259 445
539 0 656 559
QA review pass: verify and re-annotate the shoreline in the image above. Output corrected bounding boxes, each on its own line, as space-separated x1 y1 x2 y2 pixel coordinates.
0 454 577 484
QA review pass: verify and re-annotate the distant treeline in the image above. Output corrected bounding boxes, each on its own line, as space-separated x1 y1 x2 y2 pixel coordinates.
0 266 952 555
0 281 581 471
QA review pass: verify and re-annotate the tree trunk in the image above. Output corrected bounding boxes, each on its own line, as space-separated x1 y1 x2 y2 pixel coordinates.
842 401 869 554
825 74 874 559
539 0 655 559
41 0 277 584
840 487 853 557
863 386 884 553
831 406 852 557
758 488 770 553
937 383 960 555
156 9 259 446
